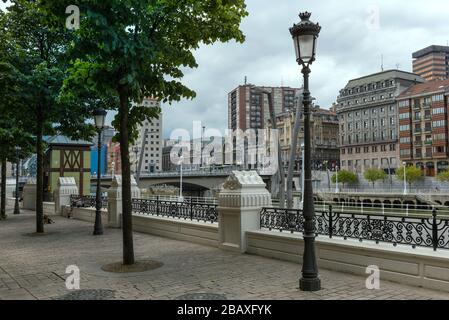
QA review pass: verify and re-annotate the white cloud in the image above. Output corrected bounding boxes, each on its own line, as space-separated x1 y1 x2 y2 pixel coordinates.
161 0 449 138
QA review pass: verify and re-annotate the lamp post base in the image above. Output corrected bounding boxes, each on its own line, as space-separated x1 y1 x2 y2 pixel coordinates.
299 277 321 292
93 229 103 236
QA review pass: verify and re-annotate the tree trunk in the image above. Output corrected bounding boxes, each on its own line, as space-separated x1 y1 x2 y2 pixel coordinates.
0 156 6 220
36 116 44 233
119 90 135 265
286 95 303 209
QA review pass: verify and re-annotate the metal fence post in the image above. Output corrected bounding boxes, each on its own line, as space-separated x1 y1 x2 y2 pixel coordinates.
432 207 438 251
156 196 160 216
328 205 333 239
190 198 194 221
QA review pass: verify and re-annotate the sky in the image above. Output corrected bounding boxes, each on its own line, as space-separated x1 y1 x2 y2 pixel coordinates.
3 0 449 139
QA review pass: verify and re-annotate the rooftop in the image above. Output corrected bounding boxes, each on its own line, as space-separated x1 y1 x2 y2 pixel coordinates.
397 78 449 99
43 135 93 147
412 45 449 59
344 69 424 89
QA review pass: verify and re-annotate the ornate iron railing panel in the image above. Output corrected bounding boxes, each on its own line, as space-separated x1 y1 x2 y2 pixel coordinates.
260 206 449 251
132 198 218 224
70 195 107 209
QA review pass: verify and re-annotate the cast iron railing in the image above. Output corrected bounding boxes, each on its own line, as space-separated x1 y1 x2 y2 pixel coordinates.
260 206 449 251
132 197 218 224
70 195 108 209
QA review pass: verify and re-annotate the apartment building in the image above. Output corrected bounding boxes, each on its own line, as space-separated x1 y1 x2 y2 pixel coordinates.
397 79 449 176
337 70 425 173
269 106 339 171
228 84 302 131
130 97 163 173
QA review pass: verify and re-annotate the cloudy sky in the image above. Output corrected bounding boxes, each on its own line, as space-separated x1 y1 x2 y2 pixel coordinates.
2 0 449 139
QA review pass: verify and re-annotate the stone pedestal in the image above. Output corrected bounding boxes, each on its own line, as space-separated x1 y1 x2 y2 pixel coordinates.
107 175 141 228
54 177 79 215
22 178 37 210
218 171 271 253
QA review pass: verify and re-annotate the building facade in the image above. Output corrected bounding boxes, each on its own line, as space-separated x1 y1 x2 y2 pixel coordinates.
130 97 163 173
413 45 449 82
270 106 339 171
228 84 302 131
397 79 449 176
337 70 425 173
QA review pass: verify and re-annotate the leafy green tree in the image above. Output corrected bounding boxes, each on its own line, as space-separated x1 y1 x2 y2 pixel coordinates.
437 171 449 183
2 0 94 232
364 168 387 189
43 0 248 265
396 165 424 187
332 170 359 188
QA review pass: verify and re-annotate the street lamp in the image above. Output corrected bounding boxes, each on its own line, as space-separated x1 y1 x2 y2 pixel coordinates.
179 155 184 202
13 146 21 215
403 161 407 195
93 107 107 236
335 165 340 194
290 11 321 292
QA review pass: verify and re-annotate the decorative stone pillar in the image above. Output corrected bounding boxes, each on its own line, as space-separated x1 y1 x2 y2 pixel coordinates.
54 177 79 215
218 171 272 253
22 177 37 210
107 175 141 228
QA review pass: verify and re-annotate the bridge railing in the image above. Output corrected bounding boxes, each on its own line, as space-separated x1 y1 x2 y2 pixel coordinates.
142 195 217 205
70 195 108 209
132 197 218 224
260 206 449 251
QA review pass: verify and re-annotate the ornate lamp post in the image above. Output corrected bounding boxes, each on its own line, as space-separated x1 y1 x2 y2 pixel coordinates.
93 108 107 236
179 155 184 202
13 146 21 215
290 11 321 292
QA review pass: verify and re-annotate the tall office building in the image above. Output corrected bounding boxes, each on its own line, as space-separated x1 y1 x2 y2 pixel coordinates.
398 79 449 176
337 70 425 173
412 45 449 81
228 84 303 131
131 97 163 173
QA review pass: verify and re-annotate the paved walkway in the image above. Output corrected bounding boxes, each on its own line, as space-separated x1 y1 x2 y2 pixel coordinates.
0 208 448 300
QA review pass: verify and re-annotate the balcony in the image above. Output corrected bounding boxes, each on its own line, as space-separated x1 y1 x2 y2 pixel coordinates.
425 153 432 158
414 141 422 147
425 140 433 145
424 127 432 133
423 103 432 109
413 129 422 134
414 154 423 159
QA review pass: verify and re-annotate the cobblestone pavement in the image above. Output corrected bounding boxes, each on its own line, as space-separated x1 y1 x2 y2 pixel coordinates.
0 208 448 300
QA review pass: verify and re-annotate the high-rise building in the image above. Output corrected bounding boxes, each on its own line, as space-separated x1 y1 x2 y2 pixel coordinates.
130 97 163 173
397 79 449 176
337 70 425 173
412 45 449 81
228 84 303 131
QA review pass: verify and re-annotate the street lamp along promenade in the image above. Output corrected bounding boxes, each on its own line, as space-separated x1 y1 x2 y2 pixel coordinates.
93 108 107 236
13 146 21 215
290 11 321 292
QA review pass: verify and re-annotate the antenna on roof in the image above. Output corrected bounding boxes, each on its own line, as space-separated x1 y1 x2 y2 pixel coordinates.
244 76 247 85
396 63 400 70
381 54 384 71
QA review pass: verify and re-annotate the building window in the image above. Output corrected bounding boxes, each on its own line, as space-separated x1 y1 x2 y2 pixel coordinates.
432 94 444 102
